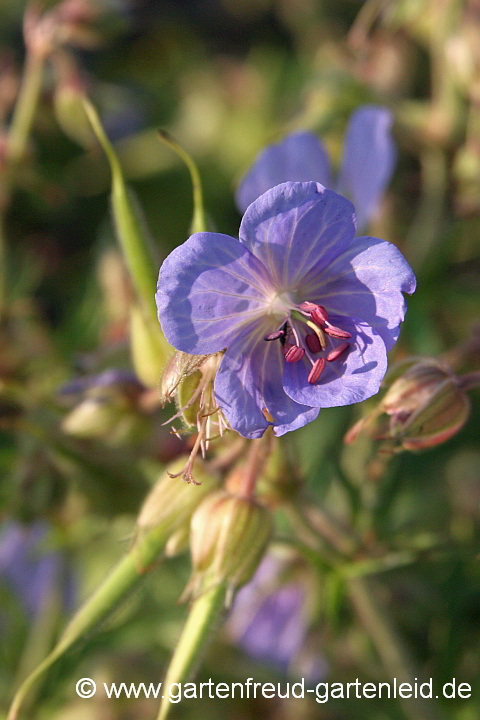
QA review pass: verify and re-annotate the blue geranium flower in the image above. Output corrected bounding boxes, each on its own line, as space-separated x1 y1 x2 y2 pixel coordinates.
236 106 396 231
156 181 415 439
228 555 307 671
227 555 328 680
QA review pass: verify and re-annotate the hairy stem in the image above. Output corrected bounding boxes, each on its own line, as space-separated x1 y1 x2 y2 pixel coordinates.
156 582 228 720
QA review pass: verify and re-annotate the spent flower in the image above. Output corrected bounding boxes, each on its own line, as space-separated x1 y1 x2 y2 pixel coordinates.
157 181 415 439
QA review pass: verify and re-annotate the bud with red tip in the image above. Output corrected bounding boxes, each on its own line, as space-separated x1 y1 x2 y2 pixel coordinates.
345 358 471 451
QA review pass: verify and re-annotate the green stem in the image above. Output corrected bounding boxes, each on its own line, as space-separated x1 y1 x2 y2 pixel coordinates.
7 521 174 720
157 130 206 234
6 50 45 167
156 582 228 720
83 99 157 319
291 503 358 558
347 577 447 720
285 505 342 566
404 148 447 270
290 507 446 720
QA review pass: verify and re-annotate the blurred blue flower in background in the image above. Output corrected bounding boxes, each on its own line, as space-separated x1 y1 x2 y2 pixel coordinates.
0 521 74 618
228 555 328 681
236 106 396 231
58 368 143 397
157 181 415 438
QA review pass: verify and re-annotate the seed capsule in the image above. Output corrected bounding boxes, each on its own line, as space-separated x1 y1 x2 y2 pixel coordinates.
130 303 173 389
136 458 219 537
392 377 470 450
160 350 211 402
344 357 471 451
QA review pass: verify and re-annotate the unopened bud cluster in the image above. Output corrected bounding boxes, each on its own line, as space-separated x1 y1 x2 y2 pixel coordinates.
345 358 471 451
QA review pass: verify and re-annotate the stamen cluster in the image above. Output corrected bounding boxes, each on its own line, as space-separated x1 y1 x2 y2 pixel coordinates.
265 302 351 385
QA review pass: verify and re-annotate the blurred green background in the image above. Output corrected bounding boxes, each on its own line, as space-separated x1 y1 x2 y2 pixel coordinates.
0 1 479 719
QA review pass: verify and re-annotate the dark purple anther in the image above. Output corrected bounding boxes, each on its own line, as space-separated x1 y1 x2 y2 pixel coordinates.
305 333 322 354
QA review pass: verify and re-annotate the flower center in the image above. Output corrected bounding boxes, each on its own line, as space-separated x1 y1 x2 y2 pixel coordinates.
267 291 294 318
264 301 352 385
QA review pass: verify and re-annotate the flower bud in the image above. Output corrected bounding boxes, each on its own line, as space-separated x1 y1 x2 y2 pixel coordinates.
189 489 273 596
136 458 218 540
61 396 134 441
381 360 450 416
130 303 173 388
345 359 471 451
396 378 470 450
60 369 145 444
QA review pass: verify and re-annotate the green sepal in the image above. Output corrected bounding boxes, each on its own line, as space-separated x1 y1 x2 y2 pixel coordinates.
176 370 203 427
